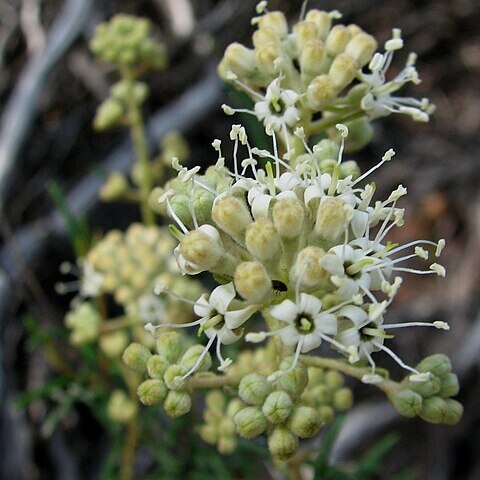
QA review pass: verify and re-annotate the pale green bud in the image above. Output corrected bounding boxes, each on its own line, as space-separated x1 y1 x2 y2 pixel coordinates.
164 364 188 390
300 40 326 78
219 418 236 437
180 345 212 372
304 10 332 40
276 358 308 399
315 197 353 242
329 118 374 153
253 27 279 48
234 406 268 438
205 390 226 412
290 246 329 288
328 53 357 90
344 32 377 67
122 342 151 374
218 436 236 455
272 198 305 239
324 370 345 389
288 406 321 438
333 387 353 411
255 42 280 75
180 229 223 269
420 396 449 424
262 391 293 424
226 399 244 418
293 21 319 51
156 331 183 363
107 390 137 423
234 261 271 303
212 196 252 237
311 384 332 404
99 172 128 201
219 43 256 78
257 12 288 38
416 354 452 378
93 99 124 131
391 389 423 418
307 75 338 109
245 219 280 260
163 390 192 418
137 379 167 406
162 131 190 164
443 399 463 425
147 355 170 379
268 427 299 461
132 82 149 104
238 373 272 406
318 405 335 424
199 424 218 444
325 25 351 56
439 373 460 398
99 330 129 358
408 375 441 398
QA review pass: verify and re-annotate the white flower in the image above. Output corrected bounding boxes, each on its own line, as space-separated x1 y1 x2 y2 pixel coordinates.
80 262 104 297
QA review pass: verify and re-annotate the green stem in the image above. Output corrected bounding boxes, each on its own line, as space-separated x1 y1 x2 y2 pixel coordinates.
306 110 365 136
188 373 241 389
101 316 140 333
123 71 155 225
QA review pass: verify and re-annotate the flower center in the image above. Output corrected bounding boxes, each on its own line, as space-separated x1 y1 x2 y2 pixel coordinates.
360 322 386 341
295 313 314 334
269 97 286 115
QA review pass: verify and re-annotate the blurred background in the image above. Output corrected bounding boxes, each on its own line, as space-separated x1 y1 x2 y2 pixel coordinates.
0 0 479 478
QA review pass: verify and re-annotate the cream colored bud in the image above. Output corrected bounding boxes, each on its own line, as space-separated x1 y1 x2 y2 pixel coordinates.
253 27 279 48
99 331 128 358
288 406 321 438
107 390 137 423
234 406 268 438
325 25 351 56
307 75 338 109
344 33 378 67
212 196 252 236
304 10 332 40
147 354 170 378
137 379 167 406
333 387 353 411
220 43 256 78
245 219 280 259
180 345 212 372
234 261 271 303
272 198 305 238
328 53 357 90
99 172 128 201
238 373 272 406
346 24 364 38
199 425 218 444
255 42 280 75
163 390 192 418
218 435 236 455
257 12 288 38
300 40 326 78
122 342 151 373
262 391 293 424
268 427 299 461
179 229 223 269
293 21 319 51
318 405 335 424
156 331 183 363
164 364 188 390
324 370 344 389
290 246 329 288
315 197 353 241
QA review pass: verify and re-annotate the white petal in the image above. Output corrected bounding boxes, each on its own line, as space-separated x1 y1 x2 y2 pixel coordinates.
320 253 345 276
209 282 236 314
198 224 221 242
174 246 204 275
283 106 300 126
193 294 213 318
254 101 270 120
251 194 272 219
281 89 299 106
336 327 360 348
304 185 322 207
269 299 298 323
338 305 368 326
301 333 322 352
351 210 369 238
224 305 258 329
314 313 337 336
279 325 299 346
299 293 322 316
216 326 242 345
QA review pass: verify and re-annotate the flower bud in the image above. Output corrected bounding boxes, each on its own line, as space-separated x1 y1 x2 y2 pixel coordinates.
147 354 170 378
262 391 293 424
307 75 338 109
255 42 281 75
390 389 423 418
99 172 128 201
180 345 212 372
245 219 280 260
329 117 374 153
304 10 332 40
311 384 332 404
318 405 335 424
290 246 329 288
408 375 441 397
238 373 272 405
218 435 236 455
344 33 377 67
107 390 137 423
315 197 353 242
420 396 449 424
416 354 451 378
212 196 252 237
268 427 299 461
122 342 151 373
300 40 326 78
93 99 124 131
99 331 129 358
234 261 272 303
137 379 167 406
205 390 226 412
288 406 321 438
438 373 460 398
293 21 319 51
226 398 244 417
219 43 256 78
164 364 188 390
333 387 353 411
324 370 345 389
156 331 183 363
179 229 223 270
257 12 288 39
163 390 192 417
328 53 357 90
199 425 218 444
443 399 463 425
276 358 308 398
325 25 351 56
272 198 305 239
234 406 268 438
253 27 279 48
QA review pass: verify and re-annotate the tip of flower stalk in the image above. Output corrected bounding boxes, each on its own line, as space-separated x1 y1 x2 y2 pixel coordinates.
267 371 285 383
347 346 360 363
218 358 233 372
368 301 388 321
256 1 268 14
157 189 175 204
336 123 349 138
294 127 305 139
144 322 156 334
245 332 267 343
436 239 446 257
382 148 396 161
153 284 166 295
409 372 431 383
212 139 222 150
222 104 235 115
430 263 446 277
415 246 429 260
329 9 342 19
225 70 238 81
433 321 450 331
361 373 384 384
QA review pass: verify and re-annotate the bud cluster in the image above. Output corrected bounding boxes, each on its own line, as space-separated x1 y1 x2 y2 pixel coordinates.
64 301 101 346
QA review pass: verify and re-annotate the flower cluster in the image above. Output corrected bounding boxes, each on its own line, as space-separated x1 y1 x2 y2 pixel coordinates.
219 3 433 152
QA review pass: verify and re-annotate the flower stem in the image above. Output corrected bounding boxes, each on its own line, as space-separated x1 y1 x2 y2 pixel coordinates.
188 373 241 389
306 110 364 136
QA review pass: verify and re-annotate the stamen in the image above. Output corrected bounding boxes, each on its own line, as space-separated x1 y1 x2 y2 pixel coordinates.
384 321 450 330
180 335 216 380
